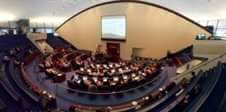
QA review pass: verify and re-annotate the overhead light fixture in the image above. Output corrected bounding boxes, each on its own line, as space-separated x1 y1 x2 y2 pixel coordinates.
0 12 16 22
30 17 67 25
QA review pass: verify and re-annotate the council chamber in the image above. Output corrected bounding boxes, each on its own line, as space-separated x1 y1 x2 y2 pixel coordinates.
1 0 226 112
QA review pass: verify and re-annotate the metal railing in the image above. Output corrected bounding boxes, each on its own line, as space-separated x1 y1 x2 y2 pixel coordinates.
175 52 226 81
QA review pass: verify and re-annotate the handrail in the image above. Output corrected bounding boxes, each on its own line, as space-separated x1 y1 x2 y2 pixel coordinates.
186 64 222 112
175 52 226 80
138 53 226 112
0 64 20 101
8 60 39 102
163 59 224 112
157 71 205 112
20 63 41 102
138 70 204 112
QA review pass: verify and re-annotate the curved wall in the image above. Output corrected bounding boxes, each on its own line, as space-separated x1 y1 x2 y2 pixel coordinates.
57 1 211 60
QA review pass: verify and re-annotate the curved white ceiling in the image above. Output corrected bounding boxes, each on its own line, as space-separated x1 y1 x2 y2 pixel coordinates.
0 0 225 26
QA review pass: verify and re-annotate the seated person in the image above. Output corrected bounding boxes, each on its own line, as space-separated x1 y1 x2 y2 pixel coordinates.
3 55 10 62
9 49 16 56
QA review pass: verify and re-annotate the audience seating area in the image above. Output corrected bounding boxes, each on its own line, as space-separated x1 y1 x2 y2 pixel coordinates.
170 62 223 112
39 47 162 93
0 34 226 112
197 63 226 112
0 34 66 112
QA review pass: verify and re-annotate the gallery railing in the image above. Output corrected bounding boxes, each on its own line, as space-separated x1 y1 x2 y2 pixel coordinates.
139 53 226 112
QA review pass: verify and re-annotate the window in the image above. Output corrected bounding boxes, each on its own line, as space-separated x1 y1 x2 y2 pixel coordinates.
46 29 53 34
216 28 226 37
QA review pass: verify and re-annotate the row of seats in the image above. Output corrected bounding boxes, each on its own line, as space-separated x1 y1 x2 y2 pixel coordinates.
198 63 226 112
0 51 32 111
0 35 53 111
3 49 45 111
171 62 223 112
0 34 69 52
0 34 70 112
47 34 74 49
18 49 57 111
127 62 223 112
0 54 20 102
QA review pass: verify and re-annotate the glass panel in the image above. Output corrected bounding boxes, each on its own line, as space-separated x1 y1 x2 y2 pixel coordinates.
215 28 226 37
1 29 8 34
218 20 226 28
36 28 45 33
30 23 36 28
46 28 53 33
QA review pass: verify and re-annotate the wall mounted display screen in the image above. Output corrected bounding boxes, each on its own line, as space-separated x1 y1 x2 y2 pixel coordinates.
101 16 126 40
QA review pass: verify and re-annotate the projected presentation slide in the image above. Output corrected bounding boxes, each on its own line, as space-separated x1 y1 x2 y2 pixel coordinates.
102 16 126 40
